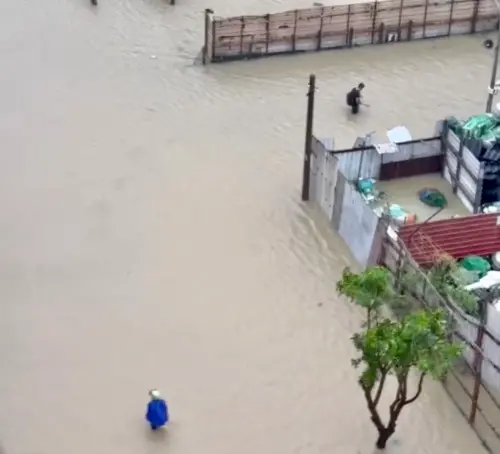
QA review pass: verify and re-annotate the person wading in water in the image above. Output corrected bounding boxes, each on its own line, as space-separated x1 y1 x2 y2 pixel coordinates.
346 83 365 114
146 389 169 431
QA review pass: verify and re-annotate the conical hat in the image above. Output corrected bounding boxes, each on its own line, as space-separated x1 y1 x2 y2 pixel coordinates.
149 389 161 399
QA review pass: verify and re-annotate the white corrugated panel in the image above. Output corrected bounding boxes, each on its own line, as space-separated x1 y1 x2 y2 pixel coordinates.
443 140 480 213
382 139 441 163
457 187 474 213
337 148 381 180
446 149 458 175
462 145 481 177
459 168 478 201
320 153 338 221
443 165 452 185
482 304 500 393
320 138 335 152
447 129 461 153
337 181 379 267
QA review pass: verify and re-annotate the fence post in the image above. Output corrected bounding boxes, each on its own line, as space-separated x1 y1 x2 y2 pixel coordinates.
265 14 270 54
348 28 354 47
423 0 430 38
440 120 448 178
469 300 487 425
203 8 213 65
471 0 480 33
211 15 217 61
302 74 316 202
357 150 365 181
293 10 299 52
448 0 456 36
318 7 325 50
240 16 245 55
454 137 464 194
395 250 405 291
345 5 352 46
371 1 378 44
474 163 485 213
397 0 405 40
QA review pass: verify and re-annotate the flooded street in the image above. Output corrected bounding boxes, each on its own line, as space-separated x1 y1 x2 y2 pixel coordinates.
0 0 494 453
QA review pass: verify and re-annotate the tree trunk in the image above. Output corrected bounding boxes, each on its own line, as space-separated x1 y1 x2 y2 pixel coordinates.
375 427 394 449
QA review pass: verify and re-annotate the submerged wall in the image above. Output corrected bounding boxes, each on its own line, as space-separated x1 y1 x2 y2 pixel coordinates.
309 137 382 268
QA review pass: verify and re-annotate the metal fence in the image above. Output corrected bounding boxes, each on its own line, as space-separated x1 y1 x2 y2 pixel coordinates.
380 233 500 453
332 137 442 181
442 123 485 213
203 0 499 63
309 131 500 451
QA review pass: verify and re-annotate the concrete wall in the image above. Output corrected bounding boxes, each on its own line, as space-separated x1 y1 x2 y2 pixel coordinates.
310 137 381 268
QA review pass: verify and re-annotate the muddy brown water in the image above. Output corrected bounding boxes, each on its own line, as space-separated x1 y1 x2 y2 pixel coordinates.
0 0 494 453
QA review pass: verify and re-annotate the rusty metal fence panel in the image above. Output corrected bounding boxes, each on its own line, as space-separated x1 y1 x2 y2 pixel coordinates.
206 0 499 62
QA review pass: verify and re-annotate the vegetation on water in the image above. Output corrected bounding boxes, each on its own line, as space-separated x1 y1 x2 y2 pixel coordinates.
336 266 463 449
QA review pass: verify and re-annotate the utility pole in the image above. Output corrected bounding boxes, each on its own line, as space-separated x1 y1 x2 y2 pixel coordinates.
301 74 316 201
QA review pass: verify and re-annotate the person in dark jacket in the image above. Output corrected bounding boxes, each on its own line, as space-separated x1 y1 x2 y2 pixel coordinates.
146 389 169 430
346 83 365 114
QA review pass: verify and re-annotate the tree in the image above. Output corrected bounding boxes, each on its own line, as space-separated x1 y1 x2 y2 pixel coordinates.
337 267 463 449
336 266 398 328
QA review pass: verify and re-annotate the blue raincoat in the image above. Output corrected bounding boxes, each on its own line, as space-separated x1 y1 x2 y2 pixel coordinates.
146 398 169 429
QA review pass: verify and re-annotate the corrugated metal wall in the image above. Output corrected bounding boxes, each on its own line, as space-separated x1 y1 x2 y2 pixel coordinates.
399 213 500 266
333 138 443 182
336 148 381 181
381 138 441 163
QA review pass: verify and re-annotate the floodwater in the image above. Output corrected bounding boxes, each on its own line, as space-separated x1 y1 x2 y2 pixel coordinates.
378 174 471 222
0 0 495 453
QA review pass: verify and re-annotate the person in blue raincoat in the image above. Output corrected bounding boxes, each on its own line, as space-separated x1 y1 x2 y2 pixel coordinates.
146 389 169 430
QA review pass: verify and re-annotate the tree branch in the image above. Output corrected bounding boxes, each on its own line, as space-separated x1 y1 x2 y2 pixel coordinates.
403 373 426 406
373 369 387 408
389 371 407 420
400 371 408 401
363 385 385 432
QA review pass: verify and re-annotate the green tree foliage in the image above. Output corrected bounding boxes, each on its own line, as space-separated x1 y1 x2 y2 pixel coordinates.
399 255 479 316
426 256 479 316
337 267 463 449
336 266 398 328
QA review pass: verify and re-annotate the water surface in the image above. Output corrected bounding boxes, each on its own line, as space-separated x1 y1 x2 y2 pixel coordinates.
0 1 493 453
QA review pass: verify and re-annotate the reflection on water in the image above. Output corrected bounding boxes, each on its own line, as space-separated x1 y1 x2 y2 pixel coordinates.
0 0 492 453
